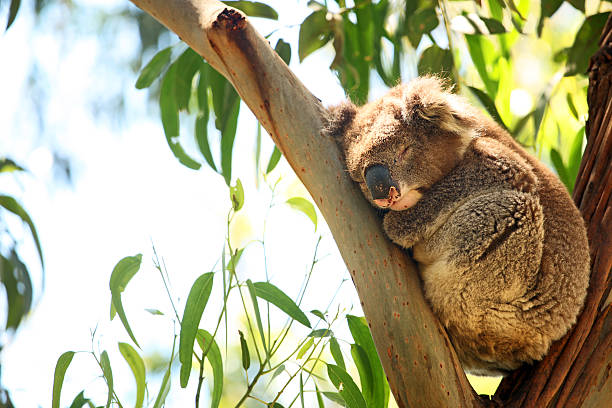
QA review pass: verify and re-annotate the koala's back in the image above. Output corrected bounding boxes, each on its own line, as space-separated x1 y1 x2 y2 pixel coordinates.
417 129 590 375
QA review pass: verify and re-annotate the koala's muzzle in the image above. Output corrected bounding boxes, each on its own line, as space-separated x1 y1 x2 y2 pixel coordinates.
365 164 398 200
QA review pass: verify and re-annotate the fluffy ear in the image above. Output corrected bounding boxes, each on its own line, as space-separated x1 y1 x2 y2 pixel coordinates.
401 77 472 134
323 101 357 153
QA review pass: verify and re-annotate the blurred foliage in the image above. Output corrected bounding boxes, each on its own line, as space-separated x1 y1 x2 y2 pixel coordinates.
3 0 610 406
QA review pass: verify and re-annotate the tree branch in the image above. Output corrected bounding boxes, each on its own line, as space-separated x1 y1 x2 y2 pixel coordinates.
128 0 479 406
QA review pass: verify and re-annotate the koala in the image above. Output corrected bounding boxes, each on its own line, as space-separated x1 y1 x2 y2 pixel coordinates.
325 77 590 376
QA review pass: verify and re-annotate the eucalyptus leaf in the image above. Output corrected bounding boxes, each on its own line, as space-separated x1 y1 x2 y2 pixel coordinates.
109 254 143 348
467 86 508 131
179 272 215 387
330 336 345 370
266 146 282 174
297 337 314 359
246 279 267 354
239 330 251 369
230 178 244 211
0 195 44 269
308 328 332 337
417 45 454 82
253 281 311 328
275 38 291 65
118 342 146 408
566 13 610 76
327 364 367 408
135 47 172 89
346 315 389 408
0 158 25 173
174 47 202 112
160 64 202 170
286 197 317 230
68 390 92 408
52 351 75 408
223 1 278 19
196 329 223 408
299 9 332 62
6 0 21 30
100 350 114 408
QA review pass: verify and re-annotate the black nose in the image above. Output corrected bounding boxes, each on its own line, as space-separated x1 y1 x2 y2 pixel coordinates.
364 165 397 200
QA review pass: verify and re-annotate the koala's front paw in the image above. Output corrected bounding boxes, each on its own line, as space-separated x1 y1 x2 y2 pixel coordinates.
383 210 421 249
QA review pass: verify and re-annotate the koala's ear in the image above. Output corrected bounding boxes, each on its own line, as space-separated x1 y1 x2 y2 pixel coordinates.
323 101 357 151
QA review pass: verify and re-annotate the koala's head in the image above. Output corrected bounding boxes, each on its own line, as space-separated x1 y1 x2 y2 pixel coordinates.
325 76 479 211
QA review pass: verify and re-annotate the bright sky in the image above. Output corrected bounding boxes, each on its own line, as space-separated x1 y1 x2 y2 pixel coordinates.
0 1 360 406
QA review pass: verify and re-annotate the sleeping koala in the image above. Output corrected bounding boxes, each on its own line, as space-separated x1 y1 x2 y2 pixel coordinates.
325 77 590 376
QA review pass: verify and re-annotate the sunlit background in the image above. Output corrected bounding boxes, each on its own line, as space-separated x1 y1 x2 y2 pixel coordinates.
0 0 595 406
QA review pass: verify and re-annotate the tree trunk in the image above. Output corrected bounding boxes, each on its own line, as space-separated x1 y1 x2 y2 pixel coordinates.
128 1 611 406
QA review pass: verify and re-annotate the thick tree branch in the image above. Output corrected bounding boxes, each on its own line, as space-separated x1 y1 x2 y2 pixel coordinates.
129 0 479 406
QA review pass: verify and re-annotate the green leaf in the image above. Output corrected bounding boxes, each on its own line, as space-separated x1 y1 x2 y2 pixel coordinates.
567 127 585 192
68 390 93 408
52 351 75 408
275 39 291 65
308 328 332 337
346 315 389 408
297 337 314 359
246 279 267 355
135 47 172 89
196 329 224 408
566 13 610 76
323 391 346 406
145 308 164 315
315 383 326 408
266 146 282 174
223 1 278 19
253 281 311 328
100 350 114 408
568 0 585 12
238 330 251 369
327 364 367 408
537 0 563 36
227 248 244 271
230 178 244 211
1 251 33 330
0 158 25 173
406 7 438 47
179 272 214 387
270 364 285 382
310 309 326 321
195 114 217 172
329 337 345 370
286 197 317 230
220 97 240 185
457 13 506 35
551 148 569 190
6 0 21 30
152 338 175 408
0 195 44 269
465 34 498 97
350 344 373 405
566 93 579 120
109 254 142 348
467 86 509 131
118 343 146 408
299 9 332 62
417 45 454 82
174 48 203 112
160 64 202 170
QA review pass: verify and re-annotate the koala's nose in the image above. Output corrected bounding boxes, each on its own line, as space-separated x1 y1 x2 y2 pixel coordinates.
365 164 398 200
